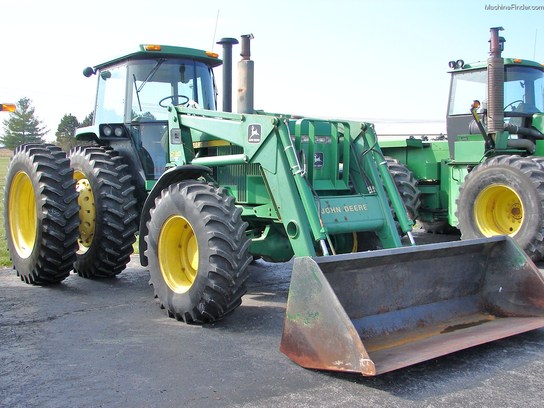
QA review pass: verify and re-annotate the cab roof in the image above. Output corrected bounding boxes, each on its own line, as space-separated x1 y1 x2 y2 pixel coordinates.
93 44 223 70
450 58 544 72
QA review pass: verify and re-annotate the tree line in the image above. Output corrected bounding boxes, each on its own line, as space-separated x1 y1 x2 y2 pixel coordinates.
0 97 93 151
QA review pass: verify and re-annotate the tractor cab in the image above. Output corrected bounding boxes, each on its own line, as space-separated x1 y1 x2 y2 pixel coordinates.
79 44 221 182
446 59 544 157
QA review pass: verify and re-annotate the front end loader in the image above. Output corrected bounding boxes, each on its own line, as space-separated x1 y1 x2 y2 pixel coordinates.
4 35 544 377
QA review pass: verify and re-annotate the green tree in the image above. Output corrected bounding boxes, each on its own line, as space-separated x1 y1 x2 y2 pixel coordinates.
55 113 80 151
80 112 93 127
54 111 93 151
0 97 48 149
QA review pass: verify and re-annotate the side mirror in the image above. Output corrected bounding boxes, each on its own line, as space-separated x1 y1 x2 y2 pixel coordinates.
83 67 96 77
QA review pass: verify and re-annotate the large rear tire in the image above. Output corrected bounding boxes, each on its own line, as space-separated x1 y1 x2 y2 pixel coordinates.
4 144 79 284
146 180 251 324
385 157 421 221
68 146 138 278
456 155 544 261
385 157 421 237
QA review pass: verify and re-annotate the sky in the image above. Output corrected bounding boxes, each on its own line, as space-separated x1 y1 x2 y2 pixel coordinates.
1 0 544 140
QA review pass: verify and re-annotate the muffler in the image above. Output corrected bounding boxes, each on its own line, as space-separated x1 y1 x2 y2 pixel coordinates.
280 236 544 376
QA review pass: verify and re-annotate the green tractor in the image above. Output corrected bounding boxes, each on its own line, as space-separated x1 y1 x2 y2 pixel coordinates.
5 34 544 376
381 27 544 261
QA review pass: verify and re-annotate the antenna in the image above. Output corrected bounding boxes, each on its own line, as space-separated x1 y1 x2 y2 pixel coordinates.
534 29 538 60
211 10 220 51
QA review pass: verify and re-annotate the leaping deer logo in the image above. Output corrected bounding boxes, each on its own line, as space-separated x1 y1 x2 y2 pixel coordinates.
248 124 261 143
314 152 324 168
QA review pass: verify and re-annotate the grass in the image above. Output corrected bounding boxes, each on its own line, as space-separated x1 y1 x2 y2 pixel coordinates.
0 154 12 266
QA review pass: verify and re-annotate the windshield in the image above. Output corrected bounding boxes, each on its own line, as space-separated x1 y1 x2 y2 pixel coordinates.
129 58 216 121
448 65 544 115
94 58 216 124
504 66 544 114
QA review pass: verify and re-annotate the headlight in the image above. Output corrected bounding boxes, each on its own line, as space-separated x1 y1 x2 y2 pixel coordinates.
102 126 113 137
114 127 124 137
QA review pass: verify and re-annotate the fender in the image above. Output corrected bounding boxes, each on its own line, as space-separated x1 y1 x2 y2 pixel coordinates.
139 164 213 266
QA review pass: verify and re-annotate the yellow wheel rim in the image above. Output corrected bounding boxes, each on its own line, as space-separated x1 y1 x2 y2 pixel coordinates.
158 215 199 293
474 184 523 236
74 170 96 253
8 171 37 258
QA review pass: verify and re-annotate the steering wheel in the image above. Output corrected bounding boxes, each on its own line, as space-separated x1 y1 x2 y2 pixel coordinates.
159 95 190 107
504 99 524 111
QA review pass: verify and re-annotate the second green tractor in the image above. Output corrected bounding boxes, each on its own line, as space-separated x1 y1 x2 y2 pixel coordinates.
381 27 544 261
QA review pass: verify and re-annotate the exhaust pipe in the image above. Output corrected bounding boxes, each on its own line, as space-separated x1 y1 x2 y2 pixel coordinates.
217 37 239 113
238 34 255 114
487 27 505 133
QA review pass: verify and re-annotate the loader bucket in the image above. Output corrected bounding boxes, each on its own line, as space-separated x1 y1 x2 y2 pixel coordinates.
280 236 544 376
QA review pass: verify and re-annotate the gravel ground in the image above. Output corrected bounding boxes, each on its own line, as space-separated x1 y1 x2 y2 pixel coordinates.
2 232 544 407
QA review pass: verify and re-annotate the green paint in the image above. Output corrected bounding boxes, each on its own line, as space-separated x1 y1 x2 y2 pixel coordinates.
286 311 321 327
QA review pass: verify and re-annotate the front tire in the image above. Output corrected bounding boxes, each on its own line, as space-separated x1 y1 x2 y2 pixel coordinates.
456 155 544 261
68 146 138 278
4 144 79 284
146 180 251 324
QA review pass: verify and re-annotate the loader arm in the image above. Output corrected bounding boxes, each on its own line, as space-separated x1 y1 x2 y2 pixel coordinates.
169 106 406 256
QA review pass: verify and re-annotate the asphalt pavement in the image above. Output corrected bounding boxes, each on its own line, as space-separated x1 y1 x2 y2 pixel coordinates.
2 232 544 407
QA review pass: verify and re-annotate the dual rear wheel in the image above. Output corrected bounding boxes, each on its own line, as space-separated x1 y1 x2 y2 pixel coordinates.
4 144 79 284
5 144 138 283
5 144 250 323
68 146 138 277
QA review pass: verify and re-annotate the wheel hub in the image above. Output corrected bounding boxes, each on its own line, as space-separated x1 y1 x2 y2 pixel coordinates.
74 171 96 252
8 171 37 258
158 215 199 293
474 184 523 236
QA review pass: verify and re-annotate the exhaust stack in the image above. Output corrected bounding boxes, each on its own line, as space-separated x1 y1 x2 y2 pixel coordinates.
237 34 255 114
217 37 239 113
487 27 505 133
